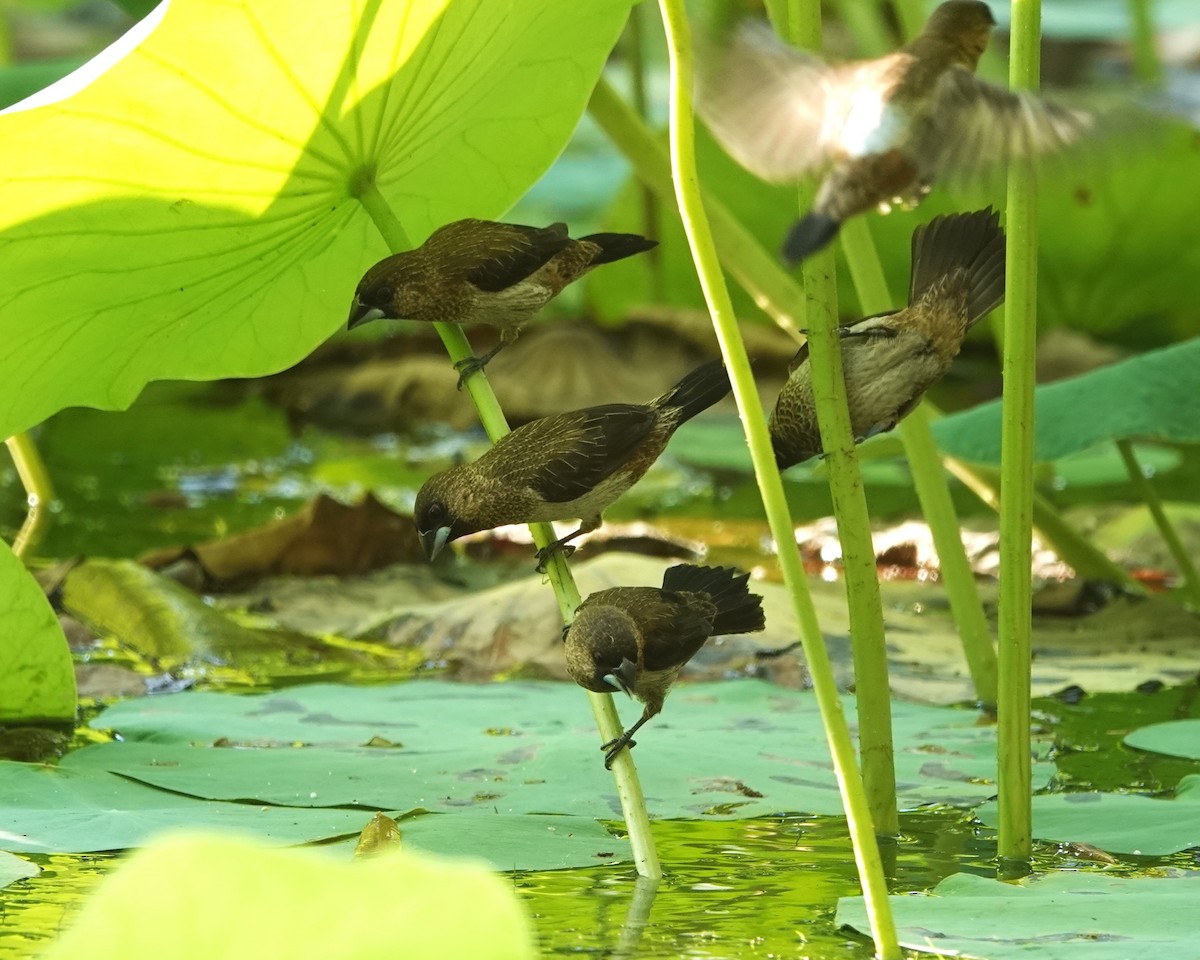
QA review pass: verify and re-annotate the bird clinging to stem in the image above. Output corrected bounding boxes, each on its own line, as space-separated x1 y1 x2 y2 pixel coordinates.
564 563 766 768
347 219 657 386
413 359 731 569
697 0 1090 262
769 207 1005 469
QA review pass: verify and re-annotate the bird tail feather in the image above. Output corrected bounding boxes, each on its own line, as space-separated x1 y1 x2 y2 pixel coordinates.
908 207 1006 327
652 359 731 423
662 564 765 635
783 214 842 264
579 233 659 265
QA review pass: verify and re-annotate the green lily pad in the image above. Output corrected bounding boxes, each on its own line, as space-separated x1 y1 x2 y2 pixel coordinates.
0 0 634 440
0 539 75 724
0 760 377 853
0 851 39 888
39 832 536 960
88 680 1052 816
837 871 1200 960
934 339 1200 464
974 775 1200 856
1125 719 1200 761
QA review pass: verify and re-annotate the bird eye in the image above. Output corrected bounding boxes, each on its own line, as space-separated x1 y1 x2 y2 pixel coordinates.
425 501 445 525
371 284 394 307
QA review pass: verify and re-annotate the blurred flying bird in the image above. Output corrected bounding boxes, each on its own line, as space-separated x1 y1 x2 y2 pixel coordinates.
347 219 657 385
564 563 766 768
770 207 1005 469
413 359 731 568
697 0 1090 262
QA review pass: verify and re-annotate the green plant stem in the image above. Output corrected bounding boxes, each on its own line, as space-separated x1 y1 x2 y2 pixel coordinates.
655 2 899 956
1116 440 1200 607
997 0 1041 864
588 79 805 343
785 1 898 837
625 3 665 302
353 181 660 880
5 431 55 558
1127 0 1163 86
839 218 998 704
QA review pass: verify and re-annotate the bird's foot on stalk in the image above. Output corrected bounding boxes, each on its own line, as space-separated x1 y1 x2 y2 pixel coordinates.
453 345 502 390
601 732 637 769
534 541 577 574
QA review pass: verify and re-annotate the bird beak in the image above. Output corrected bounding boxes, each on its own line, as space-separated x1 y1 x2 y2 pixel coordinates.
603 657 638 698
419 526 452 561
347 300 385 330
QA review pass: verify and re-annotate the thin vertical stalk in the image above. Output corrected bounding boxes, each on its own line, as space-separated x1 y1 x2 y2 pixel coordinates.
625 3 665 301
656 2 899 956
1127 0 1163 87
588 79 806 342
839 218 998 703
5 432 54 558
997 0 1041 864
1116 440 1200 607
353 181 660 880
784 2 898 836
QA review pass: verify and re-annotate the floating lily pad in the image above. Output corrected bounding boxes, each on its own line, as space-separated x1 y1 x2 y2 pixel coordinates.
974 775 1200 856
88 680 1052 817
39 832 536 960
1125 720 1200 761
838 871 1200 960
0 851 39 888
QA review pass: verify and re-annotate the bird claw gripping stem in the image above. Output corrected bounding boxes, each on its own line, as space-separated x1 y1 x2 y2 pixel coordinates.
602 733 637 770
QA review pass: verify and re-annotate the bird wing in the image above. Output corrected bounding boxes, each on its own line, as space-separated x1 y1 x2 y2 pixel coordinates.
697 21 839 182
520 405 658 503
917 69 1092 180
639 597 715 671
427 220 573 292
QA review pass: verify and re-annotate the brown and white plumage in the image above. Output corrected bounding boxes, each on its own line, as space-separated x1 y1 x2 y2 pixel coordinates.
769 207 1005 469
413 359 731 567
347 219 657 381
564 563 765 768
698 1 1090 261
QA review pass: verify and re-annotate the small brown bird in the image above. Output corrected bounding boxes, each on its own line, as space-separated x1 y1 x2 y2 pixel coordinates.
770 207 1005 469
698 0 1090 262
564 563 766 768
413 359 731 568
347 219 657 384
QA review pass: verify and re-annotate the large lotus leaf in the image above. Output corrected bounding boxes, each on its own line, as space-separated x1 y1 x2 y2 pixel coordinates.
0 539 75 723
86 680 1053 816
39 832 536 960
932 338 1200 463
837 872 1200 960
0 0 635 440
974 775 1200 856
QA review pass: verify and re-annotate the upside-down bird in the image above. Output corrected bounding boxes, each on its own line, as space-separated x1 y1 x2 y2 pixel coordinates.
770 207 1005 469
347 219 657 384
698 0 1090 262
413 359 731 568
564 563 766 768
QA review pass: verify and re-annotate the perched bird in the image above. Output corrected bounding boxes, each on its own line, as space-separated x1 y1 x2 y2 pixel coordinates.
564 563 766 768
413 359 731 568
770 207 1005 469
698 0 1090 262
347 219 657 384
